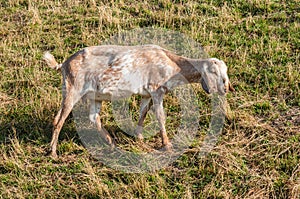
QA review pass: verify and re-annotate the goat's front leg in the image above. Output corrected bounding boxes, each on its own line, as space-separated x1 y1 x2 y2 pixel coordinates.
151 88 172 151
89 100 114 146
135 97 151 140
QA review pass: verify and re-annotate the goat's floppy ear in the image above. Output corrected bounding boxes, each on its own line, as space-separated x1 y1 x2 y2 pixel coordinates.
228 81 235 92
200 78 210 94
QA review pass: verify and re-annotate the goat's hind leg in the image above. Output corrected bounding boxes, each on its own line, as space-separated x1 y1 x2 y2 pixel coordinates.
50 91 80 158
53 108 62 126
89 100 114 146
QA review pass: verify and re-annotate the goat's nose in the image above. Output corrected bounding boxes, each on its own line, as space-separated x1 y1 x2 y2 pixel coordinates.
224 86 228 93
224 82 230 93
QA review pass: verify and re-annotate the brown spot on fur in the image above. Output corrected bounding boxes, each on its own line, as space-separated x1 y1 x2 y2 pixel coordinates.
64 50 85 84
109 58 123 67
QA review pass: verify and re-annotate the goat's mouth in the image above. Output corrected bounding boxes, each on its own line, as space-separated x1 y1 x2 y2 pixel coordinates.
223 81 235 94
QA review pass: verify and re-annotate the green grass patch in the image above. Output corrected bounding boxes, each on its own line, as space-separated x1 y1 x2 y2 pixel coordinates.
0 0 299 198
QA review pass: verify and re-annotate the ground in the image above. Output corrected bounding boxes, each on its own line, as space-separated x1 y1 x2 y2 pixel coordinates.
0 0 299 198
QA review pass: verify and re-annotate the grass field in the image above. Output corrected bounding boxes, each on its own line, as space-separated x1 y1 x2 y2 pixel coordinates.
0 0 299 198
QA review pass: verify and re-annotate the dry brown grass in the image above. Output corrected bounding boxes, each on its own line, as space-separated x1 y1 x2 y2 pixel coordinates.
0 0 299 198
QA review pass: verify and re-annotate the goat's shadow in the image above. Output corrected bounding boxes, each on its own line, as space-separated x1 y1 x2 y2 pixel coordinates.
0 107 78 146
0 104 156 154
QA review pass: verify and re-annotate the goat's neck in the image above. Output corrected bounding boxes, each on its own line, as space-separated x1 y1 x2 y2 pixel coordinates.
167 52 205 83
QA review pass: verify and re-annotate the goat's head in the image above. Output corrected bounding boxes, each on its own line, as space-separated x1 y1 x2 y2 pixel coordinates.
200 58 234 95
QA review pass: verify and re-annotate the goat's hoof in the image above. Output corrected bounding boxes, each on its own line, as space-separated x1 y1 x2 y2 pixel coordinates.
134 126 144 141
110 142 116 149
47 150 58 159
51 153 58 159
106 136 116 149
162 143 173 152
137 134 144 141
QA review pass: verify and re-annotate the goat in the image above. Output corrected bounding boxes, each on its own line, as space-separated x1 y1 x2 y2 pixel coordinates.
43 45 234 158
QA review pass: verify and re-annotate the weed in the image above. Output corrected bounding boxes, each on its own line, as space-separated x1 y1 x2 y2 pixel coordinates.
0 0 299 198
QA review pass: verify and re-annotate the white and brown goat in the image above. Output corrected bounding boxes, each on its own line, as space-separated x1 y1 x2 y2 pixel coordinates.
43 45 234 158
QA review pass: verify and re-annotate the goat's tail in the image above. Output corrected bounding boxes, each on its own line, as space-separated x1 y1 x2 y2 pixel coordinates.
43 51 62 70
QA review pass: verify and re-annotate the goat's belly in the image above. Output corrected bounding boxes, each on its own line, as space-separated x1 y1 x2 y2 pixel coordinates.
85 92 112 101
85 87 150 101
